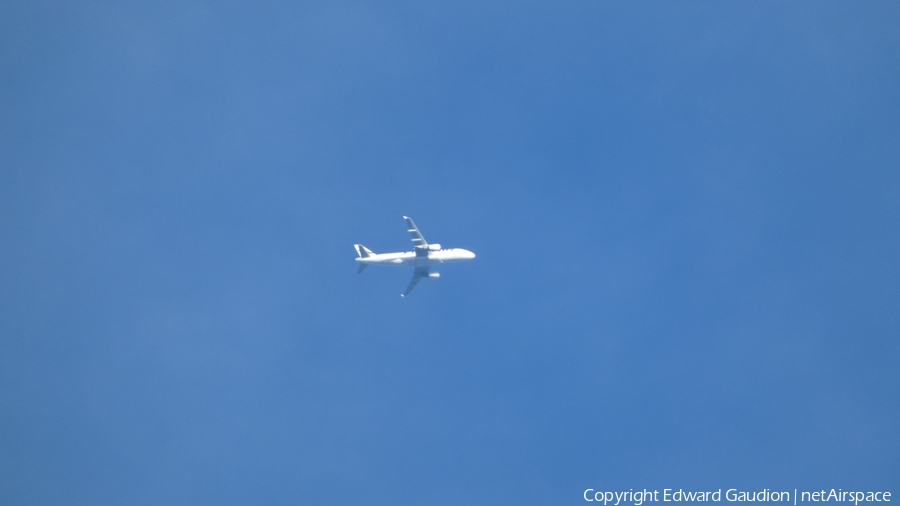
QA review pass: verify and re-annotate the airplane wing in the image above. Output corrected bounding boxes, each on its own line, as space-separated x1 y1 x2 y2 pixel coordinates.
403 216 427 248
401 267 429 297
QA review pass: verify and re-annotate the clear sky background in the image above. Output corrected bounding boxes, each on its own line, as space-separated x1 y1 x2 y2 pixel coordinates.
1 1 898 505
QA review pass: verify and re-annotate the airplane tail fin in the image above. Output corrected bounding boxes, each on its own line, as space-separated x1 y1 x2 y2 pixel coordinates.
355 244 373 274
354 244 374 258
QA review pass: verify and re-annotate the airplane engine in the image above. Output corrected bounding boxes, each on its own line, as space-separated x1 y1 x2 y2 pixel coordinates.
427 244 441 251
427 272 440 278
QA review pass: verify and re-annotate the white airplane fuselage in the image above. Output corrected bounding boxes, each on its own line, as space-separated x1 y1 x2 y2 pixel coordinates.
355 216 475 296
355 248 476 268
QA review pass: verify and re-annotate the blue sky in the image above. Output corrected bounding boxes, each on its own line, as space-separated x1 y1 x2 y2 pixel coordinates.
1 1 898 504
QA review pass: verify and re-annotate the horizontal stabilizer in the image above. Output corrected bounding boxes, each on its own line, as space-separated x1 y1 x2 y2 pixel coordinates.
357 264 368 274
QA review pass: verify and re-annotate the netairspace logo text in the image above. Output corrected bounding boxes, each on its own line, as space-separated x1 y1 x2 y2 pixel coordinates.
583 489 892 506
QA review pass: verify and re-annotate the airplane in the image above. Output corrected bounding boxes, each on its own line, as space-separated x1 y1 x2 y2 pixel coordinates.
354 216 476 297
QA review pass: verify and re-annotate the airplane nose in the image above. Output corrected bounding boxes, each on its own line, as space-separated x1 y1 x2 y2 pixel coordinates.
466 250 476 259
